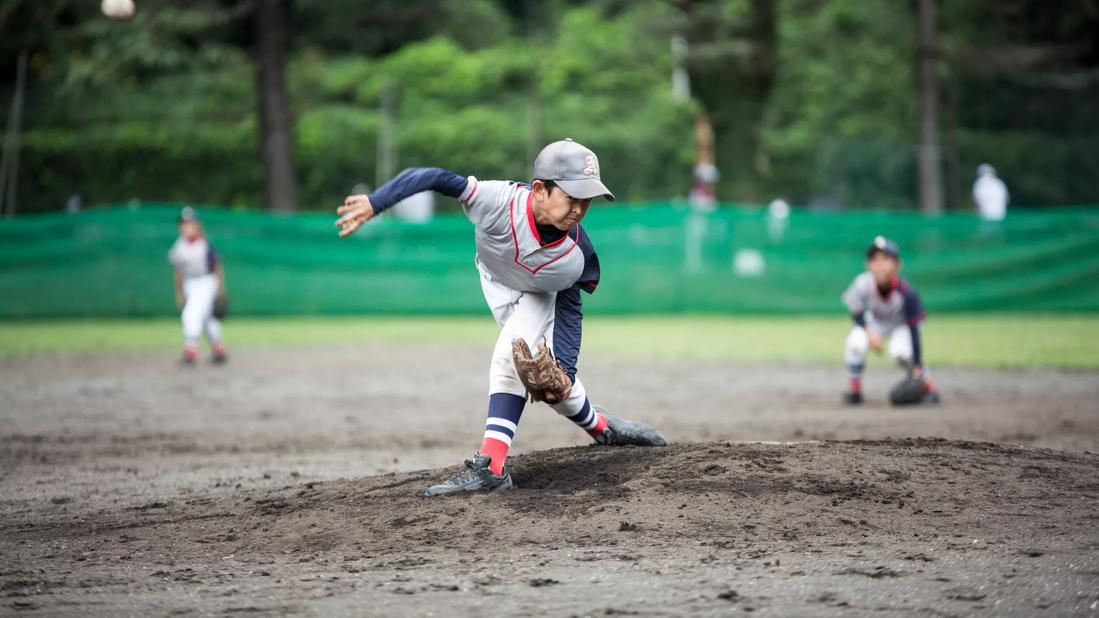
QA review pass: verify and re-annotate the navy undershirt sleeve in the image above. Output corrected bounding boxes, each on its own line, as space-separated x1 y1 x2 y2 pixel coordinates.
206 244 218 274
553 287 584 383
902 284 926 366
368 167 468 214
851 313 866 327
573 225 600 294
909 324 922 367
902 287 926 325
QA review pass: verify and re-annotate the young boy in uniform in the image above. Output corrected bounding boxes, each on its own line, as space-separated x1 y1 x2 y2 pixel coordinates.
335 139 666 496
168 207 228 365
842 236 939 405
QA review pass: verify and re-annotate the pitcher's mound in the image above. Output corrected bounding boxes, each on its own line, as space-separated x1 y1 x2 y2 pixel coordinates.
4 439 1097 616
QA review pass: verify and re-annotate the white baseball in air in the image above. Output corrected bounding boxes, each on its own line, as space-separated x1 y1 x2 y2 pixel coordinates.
101 0 135 21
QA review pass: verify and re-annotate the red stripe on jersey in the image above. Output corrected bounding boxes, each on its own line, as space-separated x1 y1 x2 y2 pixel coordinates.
509 194 579 276
525 192 541 244
461 178 479 205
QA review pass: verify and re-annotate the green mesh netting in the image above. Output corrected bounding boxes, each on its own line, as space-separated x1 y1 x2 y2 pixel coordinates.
1 203 1097 317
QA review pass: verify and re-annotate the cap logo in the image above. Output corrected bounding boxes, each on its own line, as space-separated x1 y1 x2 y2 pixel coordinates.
583 155 598 177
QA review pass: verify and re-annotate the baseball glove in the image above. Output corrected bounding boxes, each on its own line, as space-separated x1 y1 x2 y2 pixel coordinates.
512 338 572 404
889 375 927 405
213 295 229 320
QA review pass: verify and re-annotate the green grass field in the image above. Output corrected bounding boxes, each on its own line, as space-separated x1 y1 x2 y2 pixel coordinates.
2 314 1097 369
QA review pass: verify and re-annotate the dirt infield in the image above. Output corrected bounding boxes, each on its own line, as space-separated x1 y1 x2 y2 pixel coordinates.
2 344 1098 616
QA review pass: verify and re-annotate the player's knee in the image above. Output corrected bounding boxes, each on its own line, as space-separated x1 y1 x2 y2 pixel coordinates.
891 350 913 365
845 330 869 357
489 352 526 397
181 318 203 337
489 374 526 398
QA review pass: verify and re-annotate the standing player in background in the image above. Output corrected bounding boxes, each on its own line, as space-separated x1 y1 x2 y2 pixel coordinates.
169 207 228 366
841 236 940 405
335 139 666 497
973 163 1009 221
688 113 719 212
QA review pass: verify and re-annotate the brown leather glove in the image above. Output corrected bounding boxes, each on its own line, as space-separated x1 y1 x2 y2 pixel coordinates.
512 338 572 404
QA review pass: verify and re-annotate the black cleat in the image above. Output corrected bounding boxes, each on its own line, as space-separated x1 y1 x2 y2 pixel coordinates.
212 352 228 365
922 391 941 405
424 453 513 497
593 407 667 446
180 354 196 367
842 391 863 405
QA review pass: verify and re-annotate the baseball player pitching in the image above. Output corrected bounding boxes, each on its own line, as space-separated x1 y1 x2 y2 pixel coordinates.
168 207 228 365
842 236 940 405
336 139 667 496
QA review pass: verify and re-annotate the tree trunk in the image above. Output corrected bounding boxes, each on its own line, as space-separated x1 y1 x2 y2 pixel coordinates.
684 0 776 203
942 65 963 211
0 50 28 218
255 0 298 212
916 0 944 215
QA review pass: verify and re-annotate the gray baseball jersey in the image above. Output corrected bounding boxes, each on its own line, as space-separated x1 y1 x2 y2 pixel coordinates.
364 165 603 378
168 237 218 280
842 272 925 330
458 177 593 294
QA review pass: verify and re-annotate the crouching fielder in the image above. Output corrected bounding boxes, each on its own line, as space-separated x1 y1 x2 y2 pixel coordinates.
842 236 939 405
335 139 666 496
169 207 228 365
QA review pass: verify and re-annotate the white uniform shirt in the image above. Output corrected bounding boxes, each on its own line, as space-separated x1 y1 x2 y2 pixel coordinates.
168 236 218 280
973 174 1009 221
842 272 925 332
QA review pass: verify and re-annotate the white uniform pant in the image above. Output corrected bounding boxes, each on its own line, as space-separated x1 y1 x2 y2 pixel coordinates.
181 274 223 348
479 263 588 418
844 321 912 376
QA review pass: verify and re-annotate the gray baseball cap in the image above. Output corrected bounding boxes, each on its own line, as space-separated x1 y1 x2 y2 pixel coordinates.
867 235 900 259
532 138 615 201
178 206 198 223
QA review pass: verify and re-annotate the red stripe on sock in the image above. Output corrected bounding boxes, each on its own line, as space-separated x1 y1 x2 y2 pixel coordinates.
586 412 609 440
848 377 862 394
479 437 509 476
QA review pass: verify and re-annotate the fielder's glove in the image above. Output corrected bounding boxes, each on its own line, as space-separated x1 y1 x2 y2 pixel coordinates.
889 372 927 406
213 295 229 320
512 338 572 404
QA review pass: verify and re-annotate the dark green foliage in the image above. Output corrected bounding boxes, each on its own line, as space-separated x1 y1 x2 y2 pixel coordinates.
0 0 1096 213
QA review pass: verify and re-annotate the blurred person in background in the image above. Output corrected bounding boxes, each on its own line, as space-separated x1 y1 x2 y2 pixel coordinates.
391 190 435 223
973 163 1009 221
168 207 228 366
767 197 790 242
689 113 719 212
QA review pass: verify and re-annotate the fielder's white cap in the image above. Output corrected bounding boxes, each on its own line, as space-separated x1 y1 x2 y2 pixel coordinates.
532 138 614 201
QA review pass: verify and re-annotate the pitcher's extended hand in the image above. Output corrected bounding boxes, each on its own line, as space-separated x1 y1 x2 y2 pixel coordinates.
336 194 376 237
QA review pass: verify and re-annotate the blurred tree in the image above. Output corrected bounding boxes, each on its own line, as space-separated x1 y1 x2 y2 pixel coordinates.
255 0 297 212
678 0 776 203
916 0 944 215
0 0 260 208
1 0 1097 213
940 0 1099 207
761 0 916 209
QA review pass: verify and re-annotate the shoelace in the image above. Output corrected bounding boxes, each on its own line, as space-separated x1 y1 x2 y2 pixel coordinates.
446 458 490 485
